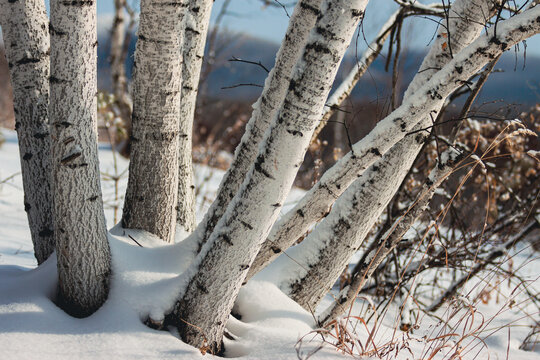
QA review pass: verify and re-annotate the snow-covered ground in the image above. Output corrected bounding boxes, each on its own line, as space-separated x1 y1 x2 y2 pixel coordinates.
0 129 538 359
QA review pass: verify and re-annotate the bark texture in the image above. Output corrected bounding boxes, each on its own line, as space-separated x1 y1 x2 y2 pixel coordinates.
310 9 398 142
110 0 133 124
172 0 367 353
122 0 187 243
110 0 127 98
50 0 110 317
0 0 53 265
318 148 462 325
176 0 213 233
309 1 445 144
281 0 501 310
250 0 500 283
249 6 402 280
192 0 322 250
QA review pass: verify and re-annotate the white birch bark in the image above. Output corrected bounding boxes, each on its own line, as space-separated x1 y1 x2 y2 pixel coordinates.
310 9 399 143
249 0 501 283
192 0 322 250
172 1 368 353
249 6 402 279
280 0 506 310
309 2 444 144
122 0 187 243
176 0 213 233
110 0 127 100
0 0 53 265
109 0 132 123
318 148 462 325
50 0 110 317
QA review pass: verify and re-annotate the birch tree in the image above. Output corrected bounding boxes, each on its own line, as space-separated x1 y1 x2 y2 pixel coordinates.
249 0 501 285
3 0 540 354
122 0 187 243
176 0 214 233
49 0 110 317
318 147 463 325
171 0 368 353
0 0 53 265
192 0 323 250
109 0 133 127
275 0 500 310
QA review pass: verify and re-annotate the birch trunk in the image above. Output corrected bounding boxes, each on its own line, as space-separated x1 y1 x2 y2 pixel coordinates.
0 0 53 265
249 0 500 283
249 7 401 279
309 1 445 144
176 0 213 233
50 0 110 317
318 148 462 325
171 1 368 353
281 0 503 310
192 0 322 250
122 0 187 243
110 0 126 98
110 0 132 124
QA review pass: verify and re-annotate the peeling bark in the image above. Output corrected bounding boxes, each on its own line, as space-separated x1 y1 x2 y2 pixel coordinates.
50 0 111 317
0 0 53 265
122 0 187 243
171 0 368 353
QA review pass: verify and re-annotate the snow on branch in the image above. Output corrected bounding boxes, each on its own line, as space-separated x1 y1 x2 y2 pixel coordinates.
250 4 540 284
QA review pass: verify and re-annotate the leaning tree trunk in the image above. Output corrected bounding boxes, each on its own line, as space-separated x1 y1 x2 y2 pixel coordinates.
192 0 322 250
171 0 368 354
279 0 524 310
249 0 498 284
308 1 445 145
318 148 462 325
122 0 187 243
49 0 110 317
283 2 538 307
176 0 214 234
0 0 53 265
247 5 411 280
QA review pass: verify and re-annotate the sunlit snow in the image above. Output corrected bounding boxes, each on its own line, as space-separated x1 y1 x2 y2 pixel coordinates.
1 129 538 359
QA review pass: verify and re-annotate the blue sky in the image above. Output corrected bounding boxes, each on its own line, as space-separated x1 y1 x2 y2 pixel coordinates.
42 0 540 56
97 0 432 49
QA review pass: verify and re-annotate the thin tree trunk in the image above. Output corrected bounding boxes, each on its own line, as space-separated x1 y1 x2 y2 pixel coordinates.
122 0 187 243
50 0 110 317
309 1 445 145
0 0 53 265
110 0 133 128
171 1 368 353
192 0 323 251
176 0 213 233
318 148 462 325
248 0 500 283
249 7 404 279
279 0 504 310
